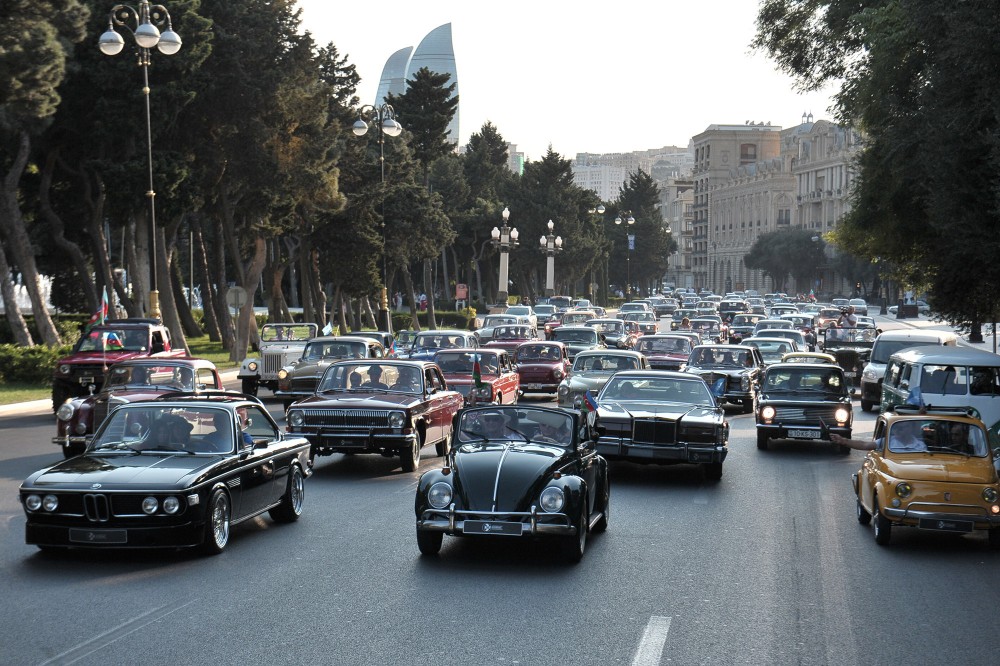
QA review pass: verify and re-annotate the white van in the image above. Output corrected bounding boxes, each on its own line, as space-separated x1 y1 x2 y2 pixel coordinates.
881 347 1000 446
859 330 959 411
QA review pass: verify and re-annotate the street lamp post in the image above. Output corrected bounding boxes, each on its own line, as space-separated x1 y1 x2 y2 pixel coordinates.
490 207 519 306
353 104 403 333
615 211 635 298
587 204 606 304
538 220 563 297
99 1 182 321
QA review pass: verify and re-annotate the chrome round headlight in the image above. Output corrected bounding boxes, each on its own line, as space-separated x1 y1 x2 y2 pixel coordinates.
74 423 87 435
56 403 76 421
983 487 999 503
59 364 71 375
25 495 42 511
477 385 492 398
553 368 565 380
277 368 289 380
539 487 565 513
835 407 850 423
761 406 775 420
162 496 181 514
427 482 453 509
895 482 912 498
389 412 406 428
247 361 258 372
558 384 570 397
862 367 877 381
142 497 159 514
289 411 304 427
42 495 59 512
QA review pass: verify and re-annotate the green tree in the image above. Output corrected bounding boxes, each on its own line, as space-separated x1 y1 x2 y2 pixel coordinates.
386 67 458 186
745 228 825 292
612 170 675 297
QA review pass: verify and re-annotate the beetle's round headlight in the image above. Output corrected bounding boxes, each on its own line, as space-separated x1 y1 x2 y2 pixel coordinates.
42 495 59 512
835 407 850 424
761 406 775 420
59 364 71 375
25 495 42 511
289 411 304 427
389 412 406 428
247 361 258 372
277 369 289 380
539 487 565 513
895 482 912 498
56 403 76 421
74 423 87 435
558 384 570 397
142 497 159 514
573 396 583 409
983 487 999 503
162 496 181 514
427 482 453 509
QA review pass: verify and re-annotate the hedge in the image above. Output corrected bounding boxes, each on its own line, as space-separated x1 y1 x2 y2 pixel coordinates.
0 343 74 383
391 308 478 332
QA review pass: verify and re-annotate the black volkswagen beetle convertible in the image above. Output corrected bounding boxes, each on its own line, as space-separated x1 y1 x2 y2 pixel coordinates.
19 395 312 554
415 405 609 563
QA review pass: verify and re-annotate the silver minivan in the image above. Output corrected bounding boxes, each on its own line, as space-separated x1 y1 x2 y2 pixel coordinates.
860 329 959 411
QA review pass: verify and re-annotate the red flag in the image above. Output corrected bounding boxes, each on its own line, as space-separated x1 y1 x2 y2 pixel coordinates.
473 359 483 388
85 288 109 333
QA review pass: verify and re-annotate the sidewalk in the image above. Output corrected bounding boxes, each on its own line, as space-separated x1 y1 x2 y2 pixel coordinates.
872 312 1000 354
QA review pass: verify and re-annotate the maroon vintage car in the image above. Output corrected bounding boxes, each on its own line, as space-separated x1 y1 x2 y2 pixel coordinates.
634 334 697 371
513 341 571 396
435 348 520 405
484 324 537 353
285 360 463 472
53 358 225 458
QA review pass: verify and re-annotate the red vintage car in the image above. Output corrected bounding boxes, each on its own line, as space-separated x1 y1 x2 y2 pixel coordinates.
53 358 225 458
514 341 571 396
634 334 697 371
484 325 537 353
435 348 520 405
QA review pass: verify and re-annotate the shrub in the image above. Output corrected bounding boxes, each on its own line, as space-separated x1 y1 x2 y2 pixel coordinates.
391 309 477 332
0 343 73 383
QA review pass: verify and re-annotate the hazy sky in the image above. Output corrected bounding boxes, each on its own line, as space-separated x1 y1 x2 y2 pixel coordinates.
297 0 838 161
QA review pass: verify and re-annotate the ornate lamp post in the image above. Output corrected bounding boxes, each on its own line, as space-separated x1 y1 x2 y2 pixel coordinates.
615 211 635 298
538 219 563 297
99 1 182 321
588 204 606 304
490 207 519 306
353 104 403 333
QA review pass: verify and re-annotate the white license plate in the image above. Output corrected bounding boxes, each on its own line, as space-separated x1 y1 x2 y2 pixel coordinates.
844 371 857 377
788 429 821 439
79 376 94 385
524 383 544 389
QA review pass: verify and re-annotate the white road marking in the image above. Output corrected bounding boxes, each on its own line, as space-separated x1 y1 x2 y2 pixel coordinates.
632 615 672 666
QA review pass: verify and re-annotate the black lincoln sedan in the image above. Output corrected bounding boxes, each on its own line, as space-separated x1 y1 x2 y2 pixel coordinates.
20 395 312 554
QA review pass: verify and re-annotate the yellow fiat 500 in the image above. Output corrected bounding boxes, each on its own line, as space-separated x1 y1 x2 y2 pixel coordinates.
853 407 1000 547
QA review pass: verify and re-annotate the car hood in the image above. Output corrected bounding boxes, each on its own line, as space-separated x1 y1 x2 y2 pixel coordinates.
23 453 221 490
290 358 347 375
598 401 717 421
564 373 615 391
879 457 996 484
517 361 562 371
294 393 422 409
688 365 747 376
453 441 569 511
443 374 499 387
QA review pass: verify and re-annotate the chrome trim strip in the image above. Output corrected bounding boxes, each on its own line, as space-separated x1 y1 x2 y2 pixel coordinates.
491 444 512 512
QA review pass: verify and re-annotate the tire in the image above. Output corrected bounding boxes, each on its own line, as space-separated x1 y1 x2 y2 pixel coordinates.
856 498 871 525
495 392 502 405
202 488 231 555
560 504 588 563
241 378 259 397
62 443 85 459
51 384 72 413
269 465 304 523
400 435 422 472
873 495 892 546
742 398 754 414
704 461 723 481
756 431 769 451
860 399 874 412
435 429 452 457
592 474 610 534
417 528 443 555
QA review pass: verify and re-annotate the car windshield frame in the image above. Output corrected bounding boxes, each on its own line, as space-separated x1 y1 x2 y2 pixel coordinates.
88 405 247 455
599 375 715 406
456 406 575 446
317 362 425 394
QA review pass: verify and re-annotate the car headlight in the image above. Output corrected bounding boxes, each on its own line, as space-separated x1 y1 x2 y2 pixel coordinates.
862 367 877 381
895 482 912 498
59 364 71 375
389 411 406 428
553 368 565 380
56 403 76 421
42 495 59 512
277 368 289 380
741 376 750 391
835 407 850 424
74 423 87 435
427 482 453 509
288 410 304 427
983 487 999 503
558 384 570 397
761 406 775 420
539 487 565 513
247 361 258 372
142 497 159 514
162 496 181 514
25 495 42 511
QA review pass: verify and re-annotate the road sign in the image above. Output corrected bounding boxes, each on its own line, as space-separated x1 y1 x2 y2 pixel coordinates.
226 286 248 311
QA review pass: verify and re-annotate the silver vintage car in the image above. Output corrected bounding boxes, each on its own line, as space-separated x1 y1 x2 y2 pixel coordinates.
238 323 318 396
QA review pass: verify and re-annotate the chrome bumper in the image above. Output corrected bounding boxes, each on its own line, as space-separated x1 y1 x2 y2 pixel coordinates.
52 435 88 447
596 436 727 463
418 504 576 537
883 504 1000 527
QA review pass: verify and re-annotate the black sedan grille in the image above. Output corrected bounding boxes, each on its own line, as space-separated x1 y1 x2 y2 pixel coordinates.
303 409 392 428
772 406 843 423
632 419 677 445
84 494 110 522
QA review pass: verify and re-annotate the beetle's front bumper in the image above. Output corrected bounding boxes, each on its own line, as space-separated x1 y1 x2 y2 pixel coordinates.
418 504 576 537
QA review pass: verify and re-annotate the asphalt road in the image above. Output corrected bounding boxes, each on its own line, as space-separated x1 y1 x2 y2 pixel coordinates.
2 320 999 665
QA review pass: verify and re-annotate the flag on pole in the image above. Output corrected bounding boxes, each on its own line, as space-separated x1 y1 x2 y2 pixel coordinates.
322 322 333 335
473 356 483 389
582 390 599 426
85 288 109 333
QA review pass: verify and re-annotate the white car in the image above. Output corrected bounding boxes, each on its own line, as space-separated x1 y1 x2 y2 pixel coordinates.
474 314 520 344
504 305 538 329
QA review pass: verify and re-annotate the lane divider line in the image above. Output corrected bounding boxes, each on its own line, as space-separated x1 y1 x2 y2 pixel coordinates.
632 615 672 666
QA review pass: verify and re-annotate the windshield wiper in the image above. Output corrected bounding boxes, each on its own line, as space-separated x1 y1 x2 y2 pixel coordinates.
505 425 529 442
93 442 142 454
460 428 487 442
141 446 194 454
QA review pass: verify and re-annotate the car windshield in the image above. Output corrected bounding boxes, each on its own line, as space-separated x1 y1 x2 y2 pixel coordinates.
261 324 314 342
600 376 714 405
637 338 691 354
573 354 640 372
870 340 938 364
562 313 592 325
413 334 466 350
516 344 562 362
457 406 574 445
493 326 531 340
105 364 197 390
436 351 500 375
89 405 246 455
689 348 751 367
764 367 845 393
483 316 517 327
625 312 656 322
589 321 624 334
553 329 598 344
745 340 794 361
75 328 148 352
822 327 878 344
691 321 718 332
885 419 989 456
732 315 762 326
506 307 530 316
302 340 365 361
317 363 424 393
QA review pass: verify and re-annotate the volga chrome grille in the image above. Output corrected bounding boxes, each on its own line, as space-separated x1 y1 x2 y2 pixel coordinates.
773 406 842 422
303 409 392 428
